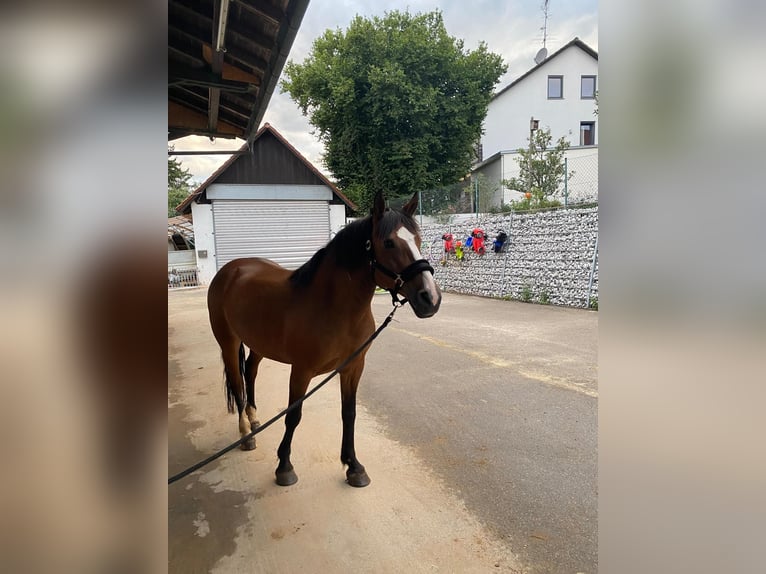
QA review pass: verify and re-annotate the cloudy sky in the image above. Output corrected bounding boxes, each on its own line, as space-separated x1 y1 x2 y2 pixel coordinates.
174 0 598 185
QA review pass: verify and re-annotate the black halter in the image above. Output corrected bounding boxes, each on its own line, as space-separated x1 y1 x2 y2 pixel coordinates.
365 239 435 305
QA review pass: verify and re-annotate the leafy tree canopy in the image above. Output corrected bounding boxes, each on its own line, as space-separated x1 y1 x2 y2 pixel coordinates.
168 153 194 217
281 9 506 213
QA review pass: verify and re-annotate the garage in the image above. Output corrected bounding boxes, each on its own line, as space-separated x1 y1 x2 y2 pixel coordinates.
212 198 330 270
176 123 355 284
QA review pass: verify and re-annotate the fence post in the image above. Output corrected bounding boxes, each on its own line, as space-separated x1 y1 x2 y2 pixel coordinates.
586 233 599 307
474 178 479 217
500 210 514 298
564 157 568 207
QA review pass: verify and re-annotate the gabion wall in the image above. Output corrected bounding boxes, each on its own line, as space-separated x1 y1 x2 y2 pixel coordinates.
420 207 598 308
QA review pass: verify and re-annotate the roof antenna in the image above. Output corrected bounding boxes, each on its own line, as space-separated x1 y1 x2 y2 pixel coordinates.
534 1 550 65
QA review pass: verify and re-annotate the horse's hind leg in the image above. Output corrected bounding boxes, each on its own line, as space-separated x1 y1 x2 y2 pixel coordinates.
275 367 311 486
208 281 254 450
244 350 262 432
218 340 255 451
340 358 370 487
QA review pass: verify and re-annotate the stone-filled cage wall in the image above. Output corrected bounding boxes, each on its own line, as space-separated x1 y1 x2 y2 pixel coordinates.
419 207 598 308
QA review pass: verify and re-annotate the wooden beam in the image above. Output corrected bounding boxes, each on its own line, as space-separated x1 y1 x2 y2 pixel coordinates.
202 44 261 85
171 2 276 51
169 101 242 137
208 22 224 134
169 63 256 93
170 24 269 72
233 0 283 26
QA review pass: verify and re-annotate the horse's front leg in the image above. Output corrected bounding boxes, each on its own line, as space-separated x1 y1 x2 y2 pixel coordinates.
275 367 311 486
340 359 370 487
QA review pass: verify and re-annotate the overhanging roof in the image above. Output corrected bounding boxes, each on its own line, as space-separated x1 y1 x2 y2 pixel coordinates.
169 0 310 143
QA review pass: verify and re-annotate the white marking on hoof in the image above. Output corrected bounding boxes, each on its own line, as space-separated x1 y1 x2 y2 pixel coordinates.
238 411 251 435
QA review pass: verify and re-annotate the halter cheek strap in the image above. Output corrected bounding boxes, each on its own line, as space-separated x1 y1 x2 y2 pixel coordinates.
365 239 435 305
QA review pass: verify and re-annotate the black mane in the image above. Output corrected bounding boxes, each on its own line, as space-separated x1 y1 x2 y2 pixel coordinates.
289 208 419 287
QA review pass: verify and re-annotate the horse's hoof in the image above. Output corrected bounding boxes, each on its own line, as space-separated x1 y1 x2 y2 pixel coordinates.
275 468 298 486
346 469 371 488
240 436 256 451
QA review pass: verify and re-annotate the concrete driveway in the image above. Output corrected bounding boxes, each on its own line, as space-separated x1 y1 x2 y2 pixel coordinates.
169 289 596 573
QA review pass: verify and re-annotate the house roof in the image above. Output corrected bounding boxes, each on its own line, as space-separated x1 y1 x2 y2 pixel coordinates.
176 123 357 213
492 37 598 101
169 0 310 143
168 214 194 240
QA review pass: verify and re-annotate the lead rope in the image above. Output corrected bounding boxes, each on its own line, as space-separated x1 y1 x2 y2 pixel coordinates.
168 301 402 485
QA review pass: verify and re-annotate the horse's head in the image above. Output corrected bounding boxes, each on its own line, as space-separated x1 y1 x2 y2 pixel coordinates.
369 192 442 318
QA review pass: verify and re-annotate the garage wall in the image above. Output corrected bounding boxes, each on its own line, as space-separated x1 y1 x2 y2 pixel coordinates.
329 204 346 237
191 202 216 285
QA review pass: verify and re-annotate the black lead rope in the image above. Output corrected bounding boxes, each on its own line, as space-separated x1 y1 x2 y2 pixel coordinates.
168 302 402 485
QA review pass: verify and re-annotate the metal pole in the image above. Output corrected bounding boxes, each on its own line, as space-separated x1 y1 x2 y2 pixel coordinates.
475 178 479 217
564 157 568 207
586 233 599 308
500 210 513 298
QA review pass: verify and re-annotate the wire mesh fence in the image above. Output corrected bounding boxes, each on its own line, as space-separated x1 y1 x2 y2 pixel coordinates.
417 147 597 217
561 150 598 205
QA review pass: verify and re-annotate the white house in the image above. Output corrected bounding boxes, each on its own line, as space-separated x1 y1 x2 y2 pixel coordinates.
473 37 598 206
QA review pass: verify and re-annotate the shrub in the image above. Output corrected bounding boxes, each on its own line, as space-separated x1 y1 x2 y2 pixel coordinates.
520 284 532 302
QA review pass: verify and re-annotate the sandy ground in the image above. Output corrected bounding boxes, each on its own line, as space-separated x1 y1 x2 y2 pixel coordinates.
169 287 525 573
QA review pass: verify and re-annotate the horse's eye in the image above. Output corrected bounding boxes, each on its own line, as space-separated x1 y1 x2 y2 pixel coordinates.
383 239 395 249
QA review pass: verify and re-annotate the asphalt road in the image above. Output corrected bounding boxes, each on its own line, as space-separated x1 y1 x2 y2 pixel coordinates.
361 293 597 574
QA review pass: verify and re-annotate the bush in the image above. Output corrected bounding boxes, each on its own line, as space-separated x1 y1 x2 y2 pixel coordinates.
510 197 562 212
520 284 532 302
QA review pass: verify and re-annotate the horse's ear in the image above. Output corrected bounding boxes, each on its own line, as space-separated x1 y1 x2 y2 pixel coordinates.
372 191 385 220
402 192 418 217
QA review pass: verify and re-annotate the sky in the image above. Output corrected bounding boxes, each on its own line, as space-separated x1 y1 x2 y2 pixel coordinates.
174 0 598 185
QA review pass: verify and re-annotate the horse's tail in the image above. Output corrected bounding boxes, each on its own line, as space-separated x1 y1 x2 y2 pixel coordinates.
224 343 246 414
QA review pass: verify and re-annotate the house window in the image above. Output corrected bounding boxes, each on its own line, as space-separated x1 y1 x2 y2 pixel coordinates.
581 75 596 99
580 122 596 146
547 75 563 99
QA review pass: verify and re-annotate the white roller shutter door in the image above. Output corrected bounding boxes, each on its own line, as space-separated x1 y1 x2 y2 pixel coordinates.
213 200 330 270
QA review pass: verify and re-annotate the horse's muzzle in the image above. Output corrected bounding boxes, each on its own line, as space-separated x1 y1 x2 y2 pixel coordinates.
409 284 442 318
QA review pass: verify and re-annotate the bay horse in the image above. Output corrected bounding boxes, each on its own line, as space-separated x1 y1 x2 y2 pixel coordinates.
207 191 442 487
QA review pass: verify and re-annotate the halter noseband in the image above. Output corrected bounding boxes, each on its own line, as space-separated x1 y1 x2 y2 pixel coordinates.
365 239 435 305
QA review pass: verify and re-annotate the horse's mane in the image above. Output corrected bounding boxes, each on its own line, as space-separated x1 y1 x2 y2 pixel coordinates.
289 208 419 287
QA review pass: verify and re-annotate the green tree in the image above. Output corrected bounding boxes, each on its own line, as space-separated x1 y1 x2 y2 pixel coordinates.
281 9 506 213
168 153 193 217
502 128 573 210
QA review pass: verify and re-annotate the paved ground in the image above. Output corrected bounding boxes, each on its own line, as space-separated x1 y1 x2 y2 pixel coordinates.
169 289 596 573
364 294 597 574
